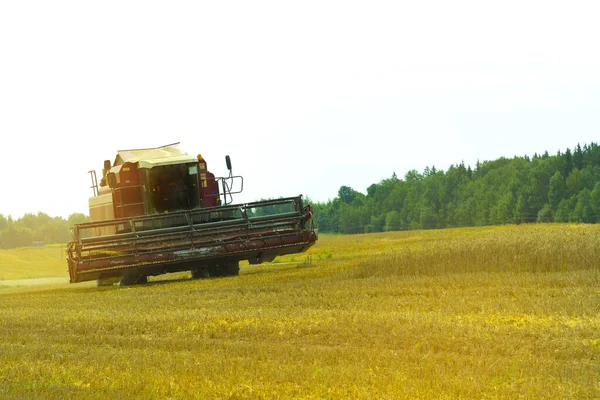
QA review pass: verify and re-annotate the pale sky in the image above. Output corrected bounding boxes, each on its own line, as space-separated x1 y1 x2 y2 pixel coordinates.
1 1 599 219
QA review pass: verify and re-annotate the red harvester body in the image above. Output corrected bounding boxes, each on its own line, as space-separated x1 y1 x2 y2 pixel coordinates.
66 143 317 285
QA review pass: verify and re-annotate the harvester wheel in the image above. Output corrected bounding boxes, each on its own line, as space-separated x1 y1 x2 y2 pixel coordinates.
209 261 239 277
225 261 240 276
191 268 210 279
209 265 225 277
120 275 147 286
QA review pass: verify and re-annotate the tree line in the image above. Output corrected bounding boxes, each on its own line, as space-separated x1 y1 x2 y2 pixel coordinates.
0 213 88 249
312 142 600 234
2 142 599 247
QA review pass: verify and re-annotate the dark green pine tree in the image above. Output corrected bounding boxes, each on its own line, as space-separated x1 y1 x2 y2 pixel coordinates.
573 143 584 170
564 148 573 175
548 171 567 210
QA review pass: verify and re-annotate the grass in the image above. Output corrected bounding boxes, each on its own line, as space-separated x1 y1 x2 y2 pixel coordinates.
0 224 599 398
0 244 68 280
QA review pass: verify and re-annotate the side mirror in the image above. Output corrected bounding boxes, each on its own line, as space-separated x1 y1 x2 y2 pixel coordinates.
225 155 232 171
107 172 117 188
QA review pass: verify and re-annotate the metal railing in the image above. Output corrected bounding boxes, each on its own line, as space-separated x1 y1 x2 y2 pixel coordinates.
69 196 310 262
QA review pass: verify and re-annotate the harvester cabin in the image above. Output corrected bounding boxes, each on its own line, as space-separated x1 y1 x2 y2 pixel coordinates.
88 144 209 232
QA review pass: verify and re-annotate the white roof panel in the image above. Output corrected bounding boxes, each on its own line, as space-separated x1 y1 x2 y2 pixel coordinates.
114 143 197 169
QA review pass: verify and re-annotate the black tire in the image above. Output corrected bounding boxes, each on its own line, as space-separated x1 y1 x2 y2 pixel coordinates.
209 265 225 277
209 261 239 277
225 261 240 276
120 274 147 286
191 268 209 279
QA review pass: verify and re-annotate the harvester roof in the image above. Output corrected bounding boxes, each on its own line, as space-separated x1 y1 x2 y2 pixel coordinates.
113 142 197 169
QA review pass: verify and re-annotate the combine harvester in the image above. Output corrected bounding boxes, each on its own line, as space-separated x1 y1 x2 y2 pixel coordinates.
66 143 317 286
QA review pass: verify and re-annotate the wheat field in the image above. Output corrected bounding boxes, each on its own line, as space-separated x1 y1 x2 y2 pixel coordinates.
0 224 599 399
0 244 67 281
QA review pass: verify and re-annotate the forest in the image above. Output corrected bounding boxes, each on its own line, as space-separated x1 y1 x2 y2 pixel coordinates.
0 213 88 249
312 142 600 234
1 142 600 247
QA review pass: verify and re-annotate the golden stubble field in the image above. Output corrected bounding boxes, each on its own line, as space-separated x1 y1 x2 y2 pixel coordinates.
0 224 599 399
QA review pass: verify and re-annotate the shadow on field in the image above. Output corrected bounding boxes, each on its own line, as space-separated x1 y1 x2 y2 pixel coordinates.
82 261 321 291
7 260 322 295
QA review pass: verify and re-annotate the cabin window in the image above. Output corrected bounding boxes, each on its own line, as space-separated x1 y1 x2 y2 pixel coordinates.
148 164 199 213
